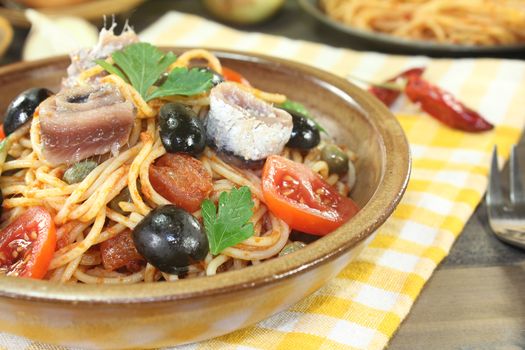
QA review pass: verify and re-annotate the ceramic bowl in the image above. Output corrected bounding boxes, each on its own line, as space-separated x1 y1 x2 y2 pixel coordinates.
0 49 410 349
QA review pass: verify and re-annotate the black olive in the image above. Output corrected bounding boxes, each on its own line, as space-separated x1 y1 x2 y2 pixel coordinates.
159 103 206 156
132 205 209 275
4 88 53 136
289 230 320 244
197 67 224 87
284 109 321 150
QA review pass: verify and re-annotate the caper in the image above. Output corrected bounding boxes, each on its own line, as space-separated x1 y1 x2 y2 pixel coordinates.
279 241 307 257
63 160 97 184
321 144 349 175
108 187 132 215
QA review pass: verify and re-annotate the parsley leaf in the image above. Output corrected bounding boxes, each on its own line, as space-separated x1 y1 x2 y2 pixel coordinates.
147 67 214 101
95 59 127 82
201 186 255 255
279 99 328 135
96 43 214 102
111 43 177 99
279 99 311 117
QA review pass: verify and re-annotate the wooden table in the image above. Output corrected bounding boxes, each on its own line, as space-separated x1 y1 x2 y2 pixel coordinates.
2 0 525 348
390 199 525 349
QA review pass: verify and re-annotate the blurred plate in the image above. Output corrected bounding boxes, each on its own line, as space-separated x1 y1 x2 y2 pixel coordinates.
298 0 525 56
0 15 12 56
0 0 145 27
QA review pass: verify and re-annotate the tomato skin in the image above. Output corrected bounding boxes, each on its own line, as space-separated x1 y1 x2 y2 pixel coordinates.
149 153 213 213
262 156 359 235
221 67 251 86
0 125 5 140
0 207 56 279
100 229 144 272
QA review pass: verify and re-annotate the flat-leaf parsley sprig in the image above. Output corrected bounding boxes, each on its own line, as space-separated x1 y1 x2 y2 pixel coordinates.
201 186 255 255
96 43 213 102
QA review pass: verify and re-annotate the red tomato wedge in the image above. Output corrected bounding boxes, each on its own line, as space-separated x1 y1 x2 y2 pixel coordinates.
221 67 251 86
262 156 359 235
0 125 5 140
0 207 56 279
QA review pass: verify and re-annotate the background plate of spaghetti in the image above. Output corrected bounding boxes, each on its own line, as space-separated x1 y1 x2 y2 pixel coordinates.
0 47 409 349
299 0 525 56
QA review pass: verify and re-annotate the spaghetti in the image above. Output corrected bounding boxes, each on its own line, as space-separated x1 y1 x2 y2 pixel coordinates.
0 48 357 284
320 0 525 45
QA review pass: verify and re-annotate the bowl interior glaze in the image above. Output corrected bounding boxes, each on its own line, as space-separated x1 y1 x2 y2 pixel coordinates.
0 49 410 304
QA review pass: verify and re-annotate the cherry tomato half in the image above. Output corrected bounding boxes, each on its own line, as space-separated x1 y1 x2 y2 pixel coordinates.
0 207 56 279
262 155 359 235
221 67 251 86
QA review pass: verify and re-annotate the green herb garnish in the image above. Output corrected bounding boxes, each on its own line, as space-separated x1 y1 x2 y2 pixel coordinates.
147 67 214 100
201 186 255 255
96 60 128 82
279 99 327 134
96 43 213 102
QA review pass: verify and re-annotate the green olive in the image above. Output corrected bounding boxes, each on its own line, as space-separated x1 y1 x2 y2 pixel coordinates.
278 241 306 257
63 160 97 184
321 144 349 175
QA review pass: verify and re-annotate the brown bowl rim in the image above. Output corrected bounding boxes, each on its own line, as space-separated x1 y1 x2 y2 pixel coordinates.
0 48 411 305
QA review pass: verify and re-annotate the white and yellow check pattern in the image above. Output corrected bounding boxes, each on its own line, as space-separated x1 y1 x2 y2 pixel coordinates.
2 12 525 350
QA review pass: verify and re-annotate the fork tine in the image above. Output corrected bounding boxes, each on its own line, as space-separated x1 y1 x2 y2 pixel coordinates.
487 146 504 207
509 145 525 206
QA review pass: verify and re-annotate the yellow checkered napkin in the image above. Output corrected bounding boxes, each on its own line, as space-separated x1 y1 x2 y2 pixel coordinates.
2 11 525 350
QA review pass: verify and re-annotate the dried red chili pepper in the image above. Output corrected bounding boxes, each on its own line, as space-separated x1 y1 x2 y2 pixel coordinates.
363 67 493 132
368 67 425 107
405 75 494 132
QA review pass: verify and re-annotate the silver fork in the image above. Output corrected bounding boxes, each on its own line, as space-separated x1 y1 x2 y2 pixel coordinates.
486 145 525 250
